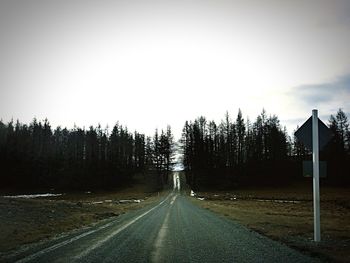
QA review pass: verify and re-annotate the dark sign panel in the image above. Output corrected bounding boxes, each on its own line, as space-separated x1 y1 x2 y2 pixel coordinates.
294 117 333 151
303 161 327 178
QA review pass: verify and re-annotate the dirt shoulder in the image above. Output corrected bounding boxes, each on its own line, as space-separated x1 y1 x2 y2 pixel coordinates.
190 183 350 263
0 184 165 255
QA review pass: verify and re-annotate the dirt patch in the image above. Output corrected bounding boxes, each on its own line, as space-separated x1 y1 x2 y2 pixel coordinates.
191 183 350 263
0 185 164 255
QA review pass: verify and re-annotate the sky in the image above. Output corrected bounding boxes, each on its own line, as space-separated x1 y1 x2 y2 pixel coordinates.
1 0 349 139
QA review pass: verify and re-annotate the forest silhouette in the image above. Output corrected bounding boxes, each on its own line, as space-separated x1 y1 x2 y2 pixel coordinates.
0 109 349 191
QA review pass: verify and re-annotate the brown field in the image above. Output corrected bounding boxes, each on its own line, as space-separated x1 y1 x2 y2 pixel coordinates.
191 182 350 262
0 183 164 255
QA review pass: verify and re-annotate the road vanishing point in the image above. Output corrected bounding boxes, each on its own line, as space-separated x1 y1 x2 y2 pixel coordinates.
10 175 318 263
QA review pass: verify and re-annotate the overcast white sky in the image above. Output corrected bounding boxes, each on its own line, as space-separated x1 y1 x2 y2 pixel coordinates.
1 0 349 138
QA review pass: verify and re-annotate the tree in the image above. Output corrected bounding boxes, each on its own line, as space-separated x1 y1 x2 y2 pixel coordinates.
331 109 349 153
327 109 350 184
164 126 175 180
236 109 245 165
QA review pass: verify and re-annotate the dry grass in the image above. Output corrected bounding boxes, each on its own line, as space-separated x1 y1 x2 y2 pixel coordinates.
191 182 350 262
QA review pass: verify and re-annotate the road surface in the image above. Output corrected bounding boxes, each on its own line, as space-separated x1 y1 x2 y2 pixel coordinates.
9 192 318 263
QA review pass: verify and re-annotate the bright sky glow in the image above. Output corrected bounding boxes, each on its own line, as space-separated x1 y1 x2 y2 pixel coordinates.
1 0 349 138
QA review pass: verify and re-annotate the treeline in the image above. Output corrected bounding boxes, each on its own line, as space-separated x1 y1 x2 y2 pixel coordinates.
323 109 350 184
0 119 174 190
145 127 175 188
181 109 350 189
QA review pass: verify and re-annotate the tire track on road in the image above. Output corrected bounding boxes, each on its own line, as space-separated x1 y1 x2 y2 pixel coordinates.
151 194 178 263
15 193 172 263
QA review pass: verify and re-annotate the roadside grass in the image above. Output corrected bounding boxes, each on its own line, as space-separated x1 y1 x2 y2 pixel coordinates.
190 182 350 263
0 182 166 254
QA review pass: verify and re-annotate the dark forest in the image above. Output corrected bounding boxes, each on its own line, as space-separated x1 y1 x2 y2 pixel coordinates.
0 108 349 191
181 108 349 189
0 120 174 190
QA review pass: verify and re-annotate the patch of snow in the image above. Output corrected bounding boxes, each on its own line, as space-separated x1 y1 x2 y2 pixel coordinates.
119 200 132 203
118 199 143 204
197 197 205 201
257 199 301 204
190 190 196 197
85 191 91 194
2 193 63 199
91 201 103 204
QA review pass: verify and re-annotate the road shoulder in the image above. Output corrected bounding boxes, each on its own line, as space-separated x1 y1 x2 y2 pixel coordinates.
0 188 167 261
188 188 350 263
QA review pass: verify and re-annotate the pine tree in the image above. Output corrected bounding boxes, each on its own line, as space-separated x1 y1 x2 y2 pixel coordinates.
236 109 245 165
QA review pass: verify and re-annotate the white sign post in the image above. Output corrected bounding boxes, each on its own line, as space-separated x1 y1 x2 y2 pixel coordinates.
295 109 332 242
312 109 321 242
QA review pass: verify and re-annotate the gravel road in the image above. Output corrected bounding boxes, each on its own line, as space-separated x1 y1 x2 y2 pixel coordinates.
8 192 318 263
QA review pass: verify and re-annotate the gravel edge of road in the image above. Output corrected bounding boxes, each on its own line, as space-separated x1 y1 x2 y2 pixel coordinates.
187 196 324 263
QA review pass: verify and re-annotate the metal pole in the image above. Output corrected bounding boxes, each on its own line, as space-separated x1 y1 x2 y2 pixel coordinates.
312 109 321 242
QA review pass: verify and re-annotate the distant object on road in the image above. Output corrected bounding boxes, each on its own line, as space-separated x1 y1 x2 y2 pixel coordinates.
172 162 184 172
173 173 181 191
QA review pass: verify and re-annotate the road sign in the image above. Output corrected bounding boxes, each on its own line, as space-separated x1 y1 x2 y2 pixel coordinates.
295 116 333 151
303 161 327 178
295 110 333 242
